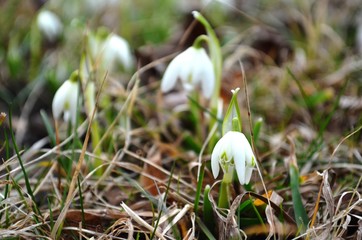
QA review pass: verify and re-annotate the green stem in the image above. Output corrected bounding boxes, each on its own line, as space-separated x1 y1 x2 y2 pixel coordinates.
232 117 240 132
192 11 223 151
91 120 103 176
193 35 210 49
218 180 230 209
189 91 203 142
192 11 222 107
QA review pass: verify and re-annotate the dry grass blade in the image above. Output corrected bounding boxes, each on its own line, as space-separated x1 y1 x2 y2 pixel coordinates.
322 170 334 223
323 58 362 86
183 212 195 240
50 73 106 238
329 125 362 165
120 202 165 240
162 204 191 235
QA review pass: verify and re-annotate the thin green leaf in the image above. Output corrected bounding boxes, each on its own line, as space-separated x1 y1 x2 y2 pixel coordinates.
40 110 56 146
8 105 42 221
202 185 216 238
196 217 217 240
222 88 242 135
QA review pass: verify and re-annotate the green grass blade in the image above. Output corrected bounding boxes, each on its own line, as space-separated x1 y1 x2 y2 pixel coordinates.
1 128 11 227
8 105 42 221
48 197 54 230
252 117 263 145
150 162 176 239
77 175 85 224
202 184 216 238
290 164 309 233
40 109 56 146
196 216 217 240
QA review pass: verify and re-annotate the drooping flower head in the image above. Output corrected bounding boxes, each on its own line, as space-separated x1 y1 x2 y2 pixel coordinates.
88 30 134 72
37 10 63 42
161 46 215 99
52 71 80 125
211 131 255 185
102 34 134 71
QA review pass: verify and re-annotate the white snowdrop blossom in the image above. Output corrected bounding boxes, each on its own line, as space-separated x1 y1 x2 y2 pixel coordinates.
161 46 215 99
102 34 134 71
37 10 63 42
52 78 79 125
211 131 255 185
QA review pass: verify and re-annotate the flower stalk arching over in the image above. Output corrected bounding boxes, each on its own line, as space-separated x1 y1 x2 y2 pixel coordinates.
192 11 222 107
52 71 80 125
211 131 256 185
161 46 215 98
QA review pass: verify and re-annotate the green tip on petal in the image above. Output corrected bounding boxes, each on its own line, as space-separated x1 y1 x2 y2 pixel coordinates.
69 70 79 83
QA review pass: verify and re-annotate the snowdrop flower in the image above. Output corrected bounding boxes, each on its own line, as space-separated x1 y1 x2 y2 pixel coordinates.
37 10 63 42
161 46 215 99
52 71 80 125
102 34 134 71
211 131 255 185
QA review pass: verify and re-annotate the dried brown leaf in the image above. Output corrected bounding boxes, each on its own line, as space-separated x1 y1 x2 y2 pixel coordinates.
139 150 166 196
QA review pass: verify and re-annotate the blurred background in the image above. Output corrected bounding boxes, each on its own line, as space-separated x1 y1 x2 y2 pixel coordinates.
0 0 361 152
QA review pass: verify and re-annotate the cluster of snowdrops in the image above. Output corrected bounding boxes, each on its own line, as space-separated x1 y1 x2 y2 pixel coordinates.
42 9 256 211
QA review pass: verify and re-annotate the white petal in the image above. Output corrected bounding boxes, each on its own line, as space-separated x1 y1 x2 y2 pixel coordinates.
161 55 182 92
67 81 80 125
211 137 223 179
63 111 70 123
244 166 253 185
178 48 196 91
233 140 246 185
199 58 215 98
108 35 134 70
37 10 63 41
52 80 72 120
225 131 247 184
190 48 214 98
161 48 194 93
241 134 256 166
187 48 204 85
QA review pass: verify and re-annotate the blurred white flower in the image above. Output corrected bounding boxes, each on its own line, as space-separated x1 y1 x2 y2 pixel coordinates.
84 0 121 13
37 10 63 42
201 0 235 7
52 75 79 125
102 34 134 71
161 46 215 98
211 131 255 185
